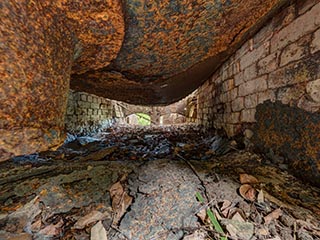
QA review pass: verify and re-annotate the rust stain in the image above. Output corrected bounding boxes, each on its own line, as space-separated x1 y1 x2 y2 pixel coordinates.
253 101 320 187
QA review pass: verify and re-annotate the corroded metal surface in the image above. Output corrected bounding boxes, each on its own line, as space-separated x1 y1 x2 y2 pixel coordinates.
71 0 289 104
253 101 320 188
0 1 74 161
1 0 288 160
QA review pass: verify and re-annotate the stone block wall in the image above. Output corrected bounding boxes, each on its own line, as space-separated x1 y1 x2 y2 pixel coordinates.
196 0 320 136
196 0 320 187
65 91 123 134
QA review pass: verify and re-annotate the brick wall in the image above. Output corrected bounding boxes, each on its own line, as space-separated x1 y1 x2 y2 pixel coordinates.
65 91 124 134
196 0 320 136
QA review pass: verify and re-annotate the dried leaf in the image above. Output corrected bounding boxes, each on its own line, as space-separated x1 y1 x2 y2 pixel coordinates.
74 210 110 229
228 207 246 221
91 221 108 240
264 208 283 225
196 208 207 223
30 219 42 232
109 181 132 225
220 200 232 217
221 200 232 210
231 212 245 222
239 184 256 202
38 219 63 236
239 174 259 184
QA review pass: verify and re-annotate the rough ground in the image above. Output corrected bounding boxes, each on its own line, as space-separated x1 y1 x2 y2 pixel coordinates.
0 126 320 240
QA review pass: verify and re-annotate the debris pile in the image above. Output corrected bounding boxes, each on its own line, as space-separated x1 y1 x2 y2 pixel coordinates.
0 126 319 239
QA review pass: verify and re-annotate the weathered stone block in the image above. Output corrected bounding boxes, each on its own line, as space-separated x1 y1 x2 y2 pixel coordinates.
271 2 320 52
298 96 320 112
77 100 90 109
223 79 235 92
269 51 320 89
258 90 276 104
257 53 278 75
280 34 311 67
234 71 244 86
229 87 238 101
241 108 256 122
253 24 273 47
91 103 100 109
229 112 240 124
238 75 268 96
243 64 257 82
306 78 320 103
80 94 87 101
240 43 269 70
231 97 244 112
245 94 258 108
298 0 319 15
277 85 305 105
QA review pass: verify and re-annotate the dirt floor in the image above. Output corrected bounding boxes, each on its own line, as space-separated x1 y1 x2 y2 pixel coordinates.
0 125 319 240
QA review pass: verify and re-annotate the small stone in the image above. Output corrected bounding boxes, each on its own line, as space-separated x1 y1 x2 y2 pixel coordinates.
279 215 295 227
306 79 320 103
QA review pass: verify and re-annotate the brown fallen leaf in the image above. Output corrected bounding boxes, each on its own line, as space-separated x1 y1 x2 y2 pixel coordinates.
264 208 283 225
220 200 232 216
231 212 245 222
74 210 110 229
30 218 42 232
196 208 207 223
91 221 108 240
239 184 256 202
240 174 259 184
109 181 132 225
38 219 63 236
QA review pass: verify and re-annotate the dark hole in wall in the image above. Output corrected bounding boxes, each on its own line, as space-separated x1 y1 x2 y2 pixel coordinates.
253 100 320 187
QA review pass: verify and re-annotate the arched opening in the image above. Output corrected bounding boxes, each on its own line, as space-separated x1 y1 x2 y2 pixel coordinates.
159 113 186 125
126 113 151 126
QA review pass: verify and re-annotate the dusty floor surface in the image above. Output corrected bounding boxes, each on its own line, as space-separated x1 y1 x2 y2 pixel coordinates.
0 126 320 240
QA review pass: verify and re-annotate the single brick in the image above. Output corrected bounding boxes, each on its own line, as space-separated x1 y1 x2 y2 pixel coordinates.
240 43 269 70
238 75 268 96
234 71 244 86
241 108 256 123
232 97 244 112
245 94 258 108
280 35 311 67
80 94 87 101
258 90 276 104
243 64 258 82
257 52 278 75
